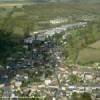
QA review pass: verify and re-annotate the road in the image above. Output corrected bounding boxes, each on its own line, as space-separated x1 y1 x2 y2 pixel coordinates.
31 22 87 37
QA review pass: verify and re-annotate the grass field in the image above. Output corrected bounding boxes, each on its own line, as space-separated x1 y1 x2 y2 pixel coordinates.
89 40 100 49
77 40 100 64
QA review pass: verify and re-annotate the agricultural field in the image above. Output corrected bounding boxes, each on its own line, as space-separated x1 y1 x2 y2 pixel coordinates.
77 40 100 64
0 3 100 35
89 40 100 49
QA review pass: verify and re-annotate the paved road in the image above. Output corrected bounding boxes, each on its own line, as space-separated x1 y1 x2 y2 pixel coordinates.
32 22 87 37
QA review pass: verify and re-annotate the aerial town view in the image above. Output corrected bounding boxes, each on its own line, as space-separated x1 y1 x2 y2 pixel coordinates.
0 0 100 100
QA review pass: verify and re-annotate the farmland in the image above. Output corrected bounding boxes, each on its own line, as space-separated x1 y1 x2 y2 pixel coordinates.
77 40 100 64
77 46 100 64
89 40 100 49
0 3 100 34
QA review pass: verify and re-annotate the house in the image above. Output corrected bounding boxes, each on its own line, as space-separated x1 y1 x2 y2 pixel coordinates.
0 84 4 88
77 86 85 93
68 85 77 91
45 79 52 85
53 97 56 100
72 71 78 75
85 86 92 93
10 93 18 100
36 33 46 41
84 73 93 80
95 74 100 82
23 45 28 49
61 87 66 91
15 81 22 88
38 85 45 88
2 75 8 79
24 37 34 44
24 75 29 80
50 17 68 25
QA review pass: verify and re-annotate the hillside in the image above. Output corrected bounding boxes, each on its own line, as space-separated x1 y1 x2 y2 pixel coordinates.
0 0 100 3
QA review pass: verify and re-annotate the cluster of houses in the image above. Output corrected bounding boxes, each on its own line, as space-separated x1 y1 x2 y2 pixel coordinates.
49 17 68 25
9 63 99 100
0 33 60 97
0 21 100 100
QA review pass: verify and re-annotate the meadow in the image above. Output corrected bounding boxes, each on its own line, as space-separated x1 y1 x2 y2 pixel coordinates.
77 40 100 64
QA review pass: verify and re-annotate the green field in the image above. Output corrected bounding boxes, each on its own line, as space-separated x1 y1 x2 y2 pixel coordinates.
0 3 100 35
77 40 100 64
89 40 100 49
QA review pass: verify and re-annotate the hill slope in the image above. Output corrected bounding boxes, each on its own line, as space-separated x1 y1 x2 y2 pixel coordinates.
0 0 100 3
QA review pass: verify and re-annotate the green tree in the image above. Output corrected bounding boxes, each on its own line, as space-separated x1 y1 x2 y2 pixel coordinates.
71 92 92 100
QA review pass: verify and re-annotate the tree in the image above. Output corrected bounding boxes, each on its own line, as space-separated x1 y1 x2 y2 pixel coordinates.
0 30 21 65
71 92 79 100
71 92 92 100
68 74 79 84
81 92 92 100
